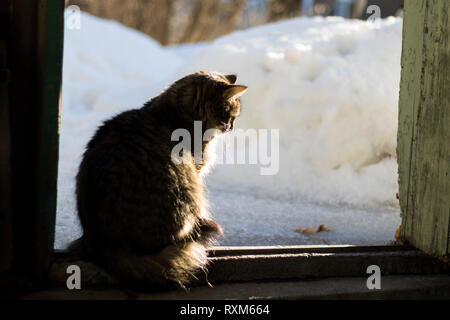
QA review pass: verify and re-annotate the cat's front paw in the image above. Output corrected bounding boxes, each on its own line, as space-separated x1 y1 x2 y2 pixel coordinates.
198 218 223 241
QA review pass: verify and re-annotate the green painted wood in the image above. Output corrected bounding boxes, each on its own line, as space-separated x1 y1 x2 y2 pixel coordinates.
34 0 64 277
398 0 450 257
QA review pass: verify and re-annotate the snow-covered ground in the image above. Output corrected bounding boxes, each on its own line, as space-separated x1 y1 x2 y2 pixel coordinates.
56 12 402 249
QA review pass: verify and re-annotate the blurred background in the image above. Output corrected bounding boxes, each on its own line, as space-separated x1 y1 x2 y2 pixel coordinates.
65 0 404 45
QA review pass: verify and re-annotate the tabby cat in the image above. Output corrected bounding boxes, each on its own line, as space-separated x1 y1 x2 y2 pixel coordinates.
71 71 247 290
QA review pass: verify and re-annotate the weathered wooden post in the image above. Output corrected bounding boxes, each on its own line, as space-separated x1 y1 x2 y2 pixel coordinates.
398 0 449 258
0 0 63 292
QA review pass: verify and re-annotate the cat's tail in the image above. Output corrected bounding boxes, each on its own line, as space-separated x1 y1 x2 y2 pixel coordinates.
67 219 222 290
97 242 209 290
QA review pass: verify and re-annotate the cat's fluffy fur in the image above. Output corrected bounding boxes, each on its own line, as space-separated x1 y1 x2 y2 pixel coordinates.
71 71 247 290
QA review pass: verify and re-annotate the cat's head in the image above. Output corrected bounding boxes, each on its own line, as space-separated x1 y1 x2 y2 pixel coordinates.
170 71 247 134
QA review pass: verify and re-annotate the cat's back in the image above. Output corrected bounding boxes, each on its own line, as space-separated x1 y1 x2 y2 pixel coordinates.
87 106 166 150
77 104 180 203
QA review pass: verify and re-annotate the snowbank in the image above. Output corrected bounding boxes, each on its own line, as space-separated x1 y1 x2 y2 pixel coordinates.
179 16 402 206
56 12 402 248
63 12 183 113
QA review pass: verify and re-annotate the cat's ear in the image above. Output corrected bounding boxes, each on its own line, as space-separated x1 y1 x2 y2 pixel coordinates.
224 74 237 84
223 85 248 100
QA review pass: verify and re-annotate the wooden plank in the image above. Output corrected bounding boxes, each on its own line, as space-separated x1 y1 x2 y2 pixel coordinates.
34 0 64 281
416 0 450 258
53 245 415 259
5 0 63 289
398 0 450 257
8 0 40 281
0 0 12 287
208 244 414 257
397 0 424 250
207 250 448 283
0 38 13 282
22 275 450 300
49 247 449 288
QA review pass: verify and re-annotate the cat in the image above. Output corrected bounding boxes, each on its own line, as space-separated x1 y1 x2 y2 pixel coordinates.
71 71 247 290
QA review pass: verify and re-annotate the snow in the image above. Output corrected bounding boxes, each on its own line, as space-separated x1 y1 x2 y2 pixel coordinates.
56 12 402 249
